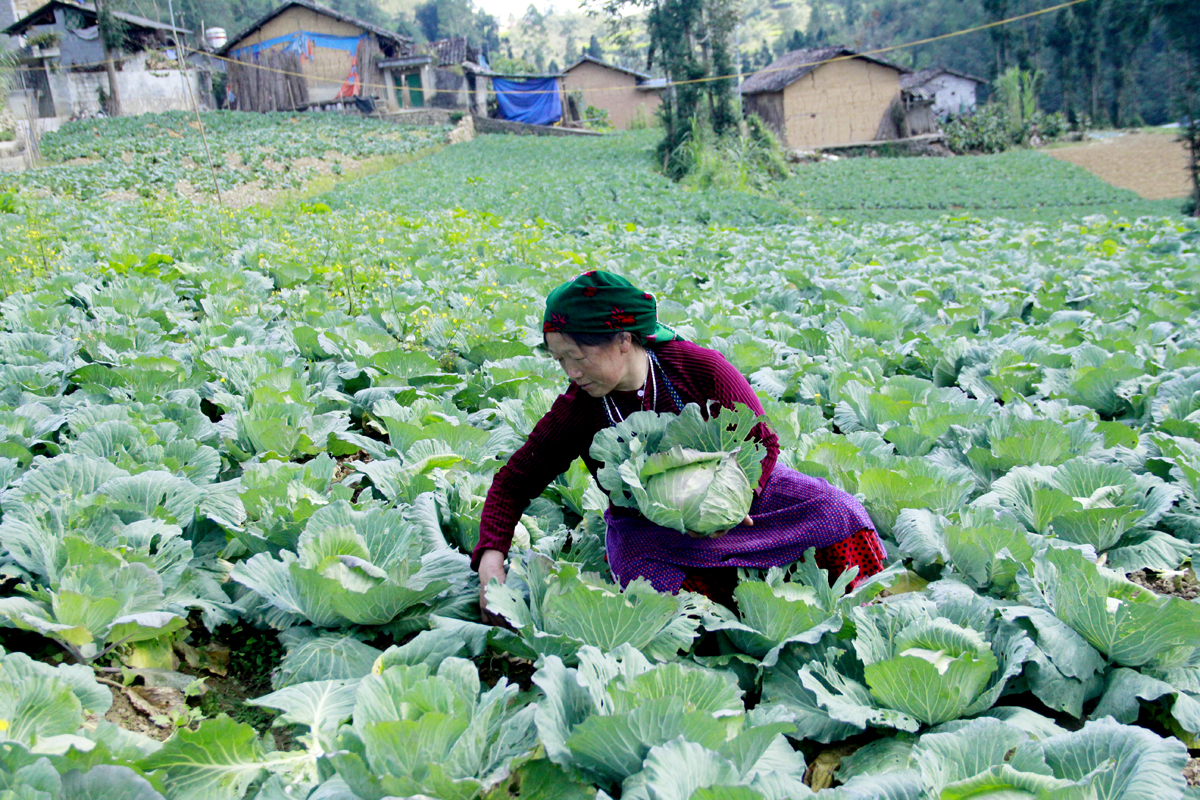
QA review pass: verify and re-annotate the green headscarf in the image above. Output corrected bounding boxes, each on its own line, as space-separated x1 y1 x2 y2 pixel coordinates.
542 271 678 343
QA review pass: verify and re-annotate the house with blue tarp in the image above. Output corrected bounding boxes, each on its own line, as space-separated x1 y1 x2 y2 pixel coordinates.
218 0 414 113
490 74 564 126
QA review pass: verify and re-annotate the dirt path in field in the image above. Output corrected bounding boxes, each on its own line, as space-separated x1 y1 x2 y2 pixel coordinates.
1045 132 1192 200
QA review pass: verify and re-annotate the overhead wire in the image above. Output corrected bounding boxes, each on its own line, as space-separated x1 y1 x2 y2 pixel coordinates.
164 0 1092 98
6 0 1091 98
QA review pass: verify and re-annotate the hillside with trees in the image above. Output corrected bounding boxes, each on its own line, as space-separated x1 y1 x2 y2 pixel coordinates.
134 0 1194 127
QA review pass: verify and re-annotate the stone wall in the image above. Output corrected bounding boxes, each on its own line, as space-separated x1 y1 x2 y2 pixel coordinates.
472 115 602 137
46 59 206 117
382 107 458 126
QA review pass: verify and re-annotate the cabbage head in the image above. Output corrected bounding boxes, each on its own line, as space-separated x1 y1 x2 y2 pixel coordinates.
590 403 767 536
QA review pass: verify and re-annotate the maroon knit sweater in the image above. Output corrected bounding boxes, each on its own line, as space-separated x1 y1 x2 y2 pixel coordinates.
471 340 779 570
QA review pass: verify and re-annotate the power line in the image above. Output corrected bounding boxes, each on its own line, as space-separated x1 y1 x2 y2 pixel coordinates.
193 0 1092 96
7 0 1093 101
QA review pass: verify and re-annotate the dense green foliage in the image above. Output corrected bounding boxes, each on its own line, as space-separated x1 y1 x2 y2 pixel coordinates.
782 148 1178 220
0 112 448 200
318 129 1180 225
0 114 1197 798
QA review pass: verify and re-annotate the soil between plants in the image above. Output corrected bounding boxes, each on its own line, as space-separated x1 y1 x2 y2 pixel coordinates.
1046 132 1191 200
1127 568 1200 601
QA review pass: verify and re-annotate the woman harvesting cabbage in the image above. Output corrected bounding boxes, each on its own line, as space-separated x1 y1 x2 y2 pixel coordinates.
475 271 884 619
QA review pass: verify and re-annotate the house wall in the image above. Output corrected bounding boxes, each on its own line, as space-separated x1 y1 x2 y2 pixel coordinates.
927 74 978 117
743 91 784 141
430 67 469 109
227 6 365 105
46 55 204 116
19 6 106 67
780 58 901 148
1 0 18 50
562 61 661 129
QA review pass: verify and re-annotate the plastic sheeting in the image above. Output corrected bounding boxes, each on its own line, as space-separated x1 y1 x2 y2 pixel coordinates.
230 31 363 61
493 78 562 126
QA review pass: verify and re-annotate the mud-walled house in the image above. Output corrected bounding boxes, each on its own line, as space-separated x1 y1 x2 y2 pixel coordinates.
741 46 906 150
218 0 415 113
562 55 664 130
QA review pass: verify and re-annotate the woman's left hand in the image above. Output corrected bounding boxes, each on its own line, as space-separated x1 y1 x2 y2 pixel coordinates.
686 515 753 539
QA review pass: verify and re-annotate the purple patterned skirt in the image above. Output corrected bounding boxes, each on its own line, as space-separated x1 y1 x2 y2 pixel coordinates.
605 466 875 593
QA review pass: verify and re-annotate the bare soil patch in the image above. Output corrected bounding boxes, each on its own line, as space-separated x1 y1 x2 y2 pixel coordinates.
1127 567 1200 601
1046 132 1191 200
99 685 176 742
333 450 373 483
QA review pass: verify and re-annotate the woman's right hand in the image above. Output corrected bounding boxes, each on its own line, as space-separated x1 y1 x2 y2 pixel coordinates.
477 549 508 627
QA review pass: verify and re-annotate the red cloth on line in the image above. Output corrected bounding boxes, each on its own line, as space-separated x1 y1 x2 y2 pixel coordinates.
678 528 887 607
471 339 779 570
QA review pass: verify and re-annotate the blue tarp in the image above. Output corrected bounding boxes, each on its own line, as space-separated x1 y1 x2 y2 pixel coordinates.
230 31 363 61
493 78 562 126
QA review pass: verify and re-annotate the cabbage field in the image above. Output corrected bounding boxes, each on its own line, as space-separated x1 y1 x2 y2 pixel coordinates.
0 113 1198 799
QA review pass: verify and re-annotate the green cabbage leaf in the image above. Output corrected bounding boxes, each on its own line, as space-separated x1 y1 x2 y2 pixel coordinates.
589 402 766 536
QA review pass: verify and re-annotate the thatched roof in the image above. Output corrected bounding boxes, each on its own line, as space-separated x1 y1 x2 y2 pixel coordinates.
740 46 903 95
901 67 987 91
218 0 411 56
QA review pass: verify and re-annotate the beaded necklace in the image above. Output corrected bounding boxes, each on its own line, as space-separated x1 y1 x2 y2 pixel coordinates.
601 350 682 427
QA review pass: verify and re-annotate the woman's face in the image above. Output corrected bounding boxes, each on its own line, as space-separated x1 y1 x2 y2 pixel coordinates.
545 332 642 397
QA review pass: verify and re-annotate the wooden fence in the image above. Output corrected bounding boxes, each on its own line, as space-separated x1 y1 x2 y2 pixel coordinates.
227 50 310 113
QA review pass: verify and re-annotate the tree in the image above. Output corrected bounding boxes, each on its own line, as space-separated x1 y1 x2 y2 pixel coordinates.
1105 0 1152 126
806 1 827 50
756 39 772 68
981 0 1012 73
613 0 739 176
343 0 389 27
94 0 125 116
412 0 494 47
414 0 441 41
1045 9 1075 120
1068 0 1106 124
476 9 500 51
840 0 860 30
522 3 546 34
562 18 579 62
1151 0 1200 214
586 34 603 59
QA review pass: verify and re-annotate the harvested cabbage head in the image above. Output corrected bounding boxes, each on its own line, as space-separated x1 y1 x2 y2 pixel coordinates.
591 403 767 536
